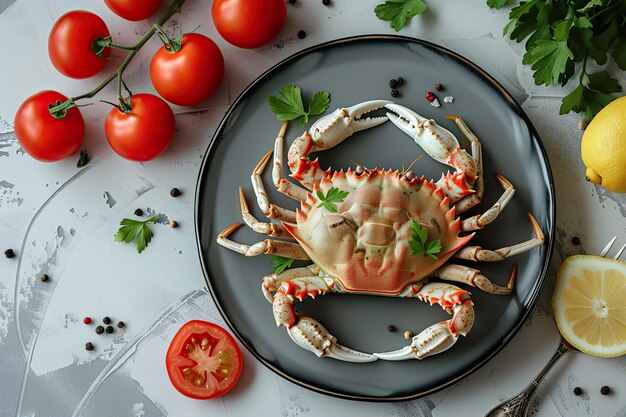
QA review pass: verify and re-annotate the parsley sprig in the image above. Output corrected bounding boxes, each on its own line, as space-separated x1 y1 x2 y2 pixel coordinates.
270 255 294 274
374 0 428 32
491 0 625 122
316 187 349 213
409 220 442 260
76 149 89 168
114 216 158 254
268 85 330 126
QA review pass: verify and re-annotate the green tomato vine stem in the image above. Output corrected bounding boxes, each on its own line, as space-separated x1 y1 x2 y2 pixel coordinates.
49 0 186 117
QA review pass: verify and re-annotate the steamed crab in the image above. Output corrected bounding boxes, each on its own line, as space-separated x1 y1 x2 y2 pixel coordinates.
217 100 545 362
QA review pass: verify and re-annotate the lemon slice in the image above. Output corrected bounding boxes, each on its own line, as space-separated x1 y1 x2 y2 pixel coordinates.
552 255 626 357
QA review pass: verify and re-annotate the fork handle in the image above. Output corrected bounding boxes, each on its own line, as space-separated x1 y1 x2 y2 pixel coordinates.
484 338 573 417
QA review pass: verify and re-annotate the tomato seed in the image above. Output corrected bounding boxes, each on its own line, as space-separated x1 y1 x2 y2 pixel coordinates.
186 343 193 351
182 368 192 376
201 338 209 350
83 317 92 325
4 249 15 258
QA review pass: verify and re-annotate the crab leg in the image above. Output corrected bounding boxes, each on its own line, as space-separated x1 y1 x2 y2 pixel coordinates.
270 274 376 362
385 103 478 195
262 265 320 302
445 116 484 214
217 223 309 259
272 122 310 199
455 213 545 261
251 151 297 223
460 174 515 232
434 264 516 295
374 282 474 360
239 187 293 239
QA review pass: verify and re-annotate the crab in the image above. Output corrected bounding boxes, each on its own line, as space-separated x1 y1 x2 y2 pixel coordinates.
217 100 545 362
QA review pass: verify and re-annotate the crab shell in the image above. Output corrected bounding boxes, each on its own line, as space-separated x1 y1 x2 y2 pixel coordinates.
283 168 474 295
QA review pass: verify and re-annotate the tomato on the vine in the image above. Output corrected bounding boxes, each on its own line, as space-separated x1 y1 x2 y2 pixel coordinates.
166 320 243 400
150 33 224 106
212 0 286 49
14 91 85 162
104 0 163 21
48 11 110 79
104 94 175 162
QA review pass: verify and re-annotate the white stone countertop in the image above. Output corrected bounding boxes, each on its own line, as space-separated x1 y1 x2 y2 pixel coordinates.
1 1 625 416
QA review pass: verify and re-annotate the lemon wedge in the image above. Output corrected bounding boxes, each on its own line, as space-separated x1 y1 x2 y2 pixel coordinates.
552 255 626 357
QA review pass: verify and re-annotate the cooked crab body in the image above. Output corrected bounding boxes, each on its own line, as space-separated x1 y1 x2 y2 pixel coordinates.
284 168 473 294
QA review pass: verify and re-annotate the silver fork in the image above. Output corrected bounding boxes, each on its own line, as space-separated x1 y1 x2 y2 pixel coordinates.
484 237 625 417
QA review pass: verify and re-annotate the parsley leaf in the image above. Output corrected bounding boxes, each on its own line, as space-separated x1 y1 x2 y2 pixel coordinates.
316 187 349 213
487 0 513 8
560 71 621 121
409 220 442 260
76 149 89 168
268 85 331 126
269 255 294 274
374 0 427 32
523 40 573 86
114 216 158 254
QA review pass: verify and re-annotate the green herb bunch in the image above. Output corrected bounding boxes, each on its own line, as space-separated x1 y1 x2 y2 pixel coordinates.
492 0 625 122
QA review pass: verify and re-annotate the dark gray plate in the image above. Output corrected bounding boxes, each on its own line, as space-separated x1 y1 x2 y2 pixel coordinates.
195 35 555 401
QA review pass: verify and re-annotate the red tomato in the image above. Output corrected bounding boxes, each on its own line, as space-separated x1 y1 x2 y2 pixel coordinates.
104 0 163 21
48 11 110 79
14 90 85 162
105 94 175 162
165 320 243 399
212 0 286 49
150 34 224 106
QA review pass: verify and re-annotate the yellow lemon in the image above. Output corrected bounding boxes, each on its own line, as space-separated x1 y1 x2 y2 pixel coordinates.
552 255 626 357
581 95 626 193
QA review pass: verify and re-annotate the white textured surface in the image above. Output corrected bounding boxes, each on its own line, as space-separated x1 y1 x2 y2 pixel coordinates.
0 0 625 416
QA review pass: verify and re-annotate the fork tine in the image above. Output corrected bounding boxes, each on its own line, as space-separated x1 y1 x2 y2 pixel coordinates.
613 242 626 260
599 236 617 258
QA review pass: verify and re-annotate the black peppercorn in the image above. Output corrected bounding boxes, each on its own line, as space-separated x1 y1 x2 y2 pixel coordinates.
600 386 611 395
571 236 581 245
95 326 104 335
105 325 114 334
388 79 398 88
103 316 111 325
40 274 49 282
117 321 125 329
396 76 404 85
435 83 443 91
297 30 306 39
573 387 582 396
387 325 397 332
390 89 399 97
322 0 331 5
170 188 181 197
85 342 94 351
134 208 143 216
4 249 15 258
288 0 296 3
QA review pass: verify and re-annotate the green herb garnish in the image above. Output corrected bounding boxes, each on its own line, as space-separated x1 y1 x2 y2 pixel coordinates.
409 220 442 260
374 0 428 32
77 149 89 168
268 85 330 126
270 255 294 274
114 216 158 254
316 187 349 213
489 0 624 122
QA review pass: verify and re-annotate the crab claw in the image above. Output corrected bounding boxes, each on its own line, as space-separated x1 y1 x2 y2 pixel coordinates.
326 343 378 363
373 322 458 361
385 103 477 181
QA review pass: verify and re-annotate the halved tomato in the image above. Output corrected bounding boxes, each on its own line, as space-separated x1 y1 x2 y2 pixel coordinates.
165 320 243 399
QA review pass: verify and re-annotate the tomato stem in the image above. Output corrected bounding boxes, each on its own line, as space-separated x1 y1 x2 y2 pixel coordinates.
48 0 187 118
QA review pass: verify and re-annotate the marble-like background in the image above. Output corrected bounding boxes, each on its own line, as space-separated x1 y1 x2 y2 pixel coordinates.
1 1 625 416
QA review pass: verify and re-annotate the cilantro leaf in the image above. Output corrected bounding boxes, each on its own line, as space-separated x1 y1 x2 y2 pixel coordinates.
269 255 294 274
316 187 349 213
409 220 441 259
374 0 427 32
268 85 331 126
487 0 513 8
76 149 90 168
114 216 158 253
